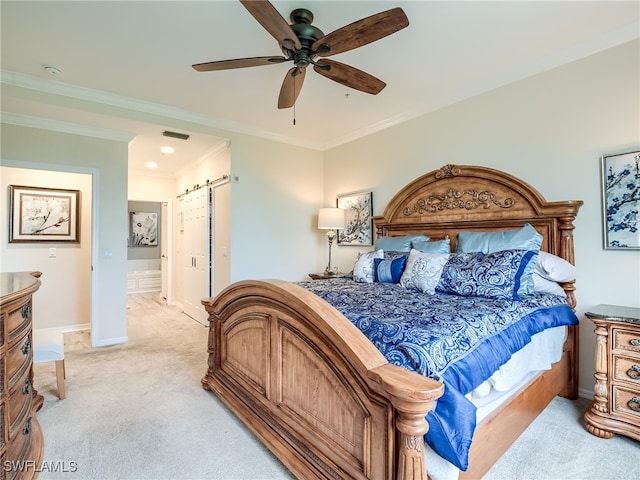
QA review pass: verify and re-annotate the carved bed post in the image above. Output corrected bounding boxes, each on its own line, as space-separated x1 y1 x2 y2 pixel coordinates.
370 364 444 480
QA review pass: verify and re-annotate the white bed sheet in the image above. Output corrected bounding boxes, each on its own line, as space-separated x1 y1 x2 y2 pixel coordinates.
424 326 568 480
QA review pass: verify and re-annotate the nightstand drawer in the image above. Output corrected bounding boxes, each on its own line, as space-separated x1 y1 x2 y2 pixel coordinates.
613 328 640 354
613 355 640 386
613 385 640 419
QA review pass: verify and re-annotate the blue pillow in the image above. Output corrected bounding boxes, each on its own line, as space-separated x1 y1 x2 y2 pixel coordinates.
412 238 451 254
455 224 542 254
375 234 430 252
374 256 407 283
436 250 538 301
455 224 541 297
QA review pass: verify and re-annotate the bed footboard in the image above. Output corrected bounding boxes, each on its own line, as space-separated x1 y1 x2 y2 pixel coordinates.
202 279 444 480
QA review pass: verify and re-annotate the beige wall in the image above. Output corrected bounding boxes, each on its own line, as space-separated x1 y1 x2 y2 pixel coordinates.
228 133 325 282
0 166 92 331
323 39 640 397
1 124 130 347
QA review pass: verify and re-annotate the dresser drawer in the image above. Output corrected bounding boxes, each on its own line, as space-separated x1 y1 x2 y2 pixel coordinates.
612 385 640 420
614 354 640 386
6 415 35 480
8 368 32 439
0 401 5 450
6 298 32 344
613 328 640 354
6 333 31 390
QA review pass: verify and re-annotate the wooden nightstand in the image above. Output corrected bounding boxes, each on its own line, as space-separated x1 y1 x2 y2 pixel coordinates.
584 304 640 441
308 273 348 280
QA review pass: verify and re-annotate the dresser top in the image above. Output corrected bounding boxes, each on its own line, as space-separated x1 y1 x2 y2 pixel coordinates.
0 271 42 303
585 304 640 325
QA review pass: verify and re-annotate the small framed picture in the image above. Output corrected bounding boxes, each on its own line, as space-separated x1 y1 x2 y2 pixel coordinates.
601 150 640 250
9 185 80 243
337 191 373 246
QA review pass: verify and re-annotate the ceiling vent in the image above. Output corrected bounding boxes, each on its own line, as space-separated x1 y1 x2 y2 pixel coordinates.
162 130 190 141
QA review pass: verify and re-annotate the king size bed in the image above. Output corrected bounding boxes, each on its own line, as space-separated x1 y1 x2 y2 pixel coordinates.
201 164 583 480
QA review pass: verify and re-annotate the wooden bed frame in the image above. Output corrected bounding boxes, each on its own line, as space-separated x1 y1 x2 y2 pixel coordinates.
201 164 583 480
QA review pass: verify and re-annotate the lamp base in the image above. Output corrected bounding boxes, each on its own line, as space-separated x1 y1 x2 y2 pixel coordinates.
323 267 339 277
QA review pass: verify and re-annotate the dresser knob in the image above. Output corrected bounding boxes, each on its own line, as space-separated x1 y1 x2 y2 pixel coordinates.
22 416 32 435
22 377 31 395
627 365 640 380
628 397 640 413
22 338 31 355
631 339 640 347
21 338 31 355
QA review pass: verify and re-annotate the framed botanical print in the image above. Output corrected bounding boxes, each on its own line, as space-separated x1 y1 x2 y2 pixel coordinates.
601 150 640 250
130 212 158 246
9 185 80 243
337 191 373 246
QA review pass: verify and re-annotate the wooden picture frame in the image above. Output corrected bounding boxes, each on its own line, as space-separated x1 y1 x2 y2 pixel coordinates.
337 190 373 246
9 185 80 243
601 150 640 250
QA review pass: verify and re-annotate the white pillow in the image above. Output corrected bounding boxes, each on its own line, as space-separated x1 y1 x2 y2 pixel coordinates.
353 249 384 283
533 273 567 297
399 249 450 294
536 251 576 282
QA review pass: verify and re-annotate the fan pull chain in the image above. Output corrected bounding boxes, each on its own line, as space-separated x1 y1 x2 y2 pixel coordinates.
293 73 296 126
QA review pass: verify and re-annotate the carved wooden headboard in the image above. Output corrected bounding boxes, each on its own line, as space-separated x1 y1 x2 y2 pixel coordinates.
372 164 583 306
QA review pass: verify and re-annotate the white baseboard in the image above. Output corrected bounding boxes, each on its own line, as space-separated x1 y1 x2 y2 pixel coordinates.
578 387 594 401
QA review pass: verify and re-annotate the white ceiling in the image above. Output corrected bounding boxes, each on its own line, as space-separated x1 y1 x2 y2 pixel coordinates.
1 1 638 177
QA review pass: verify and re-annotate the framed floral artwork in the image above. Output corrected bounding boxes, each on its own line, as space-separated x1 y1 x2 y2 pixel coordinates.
9 185 80 243
130 212 158 246
337 191 373 246
601 150 640 250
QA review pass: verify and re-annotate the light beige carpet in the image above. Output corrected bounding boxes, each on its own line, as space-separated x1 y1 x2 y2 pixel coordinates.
32 294 639 480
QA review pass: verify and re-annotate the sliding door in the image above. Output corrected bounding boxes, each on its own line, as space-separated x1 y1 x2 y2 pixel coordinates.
182 186 212 324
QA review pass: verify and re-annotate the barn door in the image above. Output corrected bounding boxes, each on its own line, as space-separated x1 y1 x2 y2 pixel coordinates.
182 186 212 324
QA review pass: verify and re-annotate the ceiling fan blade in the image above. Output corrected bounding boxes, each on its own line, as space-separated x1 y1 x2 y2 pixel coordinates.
192 56 287 72
278 67 306 109
240 0 302 51
313 59 386 95
311 7 408 57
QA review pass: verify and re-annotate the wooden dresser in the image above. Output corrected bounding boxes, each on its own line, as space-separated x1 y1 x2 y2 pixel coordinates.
1 272 44 479
584 304 640 441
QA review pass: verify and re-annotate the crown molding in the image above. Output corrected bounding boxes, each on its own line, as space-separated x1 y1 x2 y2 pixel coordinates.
0 111 135 142
0 70 324 151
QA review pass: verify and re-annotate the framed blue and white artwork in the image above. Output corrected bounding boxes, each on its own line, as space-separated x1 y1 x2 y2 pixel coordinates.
601 150 640 250
337 191 373 246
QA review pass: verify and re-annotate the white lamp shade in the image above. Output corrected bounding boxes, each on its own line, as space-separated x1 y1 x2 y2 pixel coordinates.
318 208 345 230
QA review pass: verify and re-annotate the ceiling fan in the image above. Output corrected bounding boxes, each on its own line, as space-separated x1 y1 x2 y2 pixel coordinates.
192 1 409 109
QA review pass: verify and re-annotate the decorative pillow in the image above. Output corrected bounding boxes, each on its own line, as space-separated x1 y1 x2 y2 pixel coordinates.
436 250 538 301
374 256 407 283
412 238 451 254
455 223 542 254
533 273 567 297
375 234 430 252
535 251 576 282
455 224 541 297
353 249 384 283
399 249 450 294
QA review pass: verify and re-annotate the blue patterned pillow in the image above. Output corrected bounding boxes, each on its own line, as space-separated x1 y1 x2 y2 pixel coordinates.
399 249 450 294
373 256 407 283
353 249 384 283
436 250 538 301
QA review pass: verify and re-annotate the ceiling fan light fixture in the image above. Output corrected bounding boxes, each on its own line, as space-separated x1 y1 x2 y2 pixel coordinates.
162 130 190 141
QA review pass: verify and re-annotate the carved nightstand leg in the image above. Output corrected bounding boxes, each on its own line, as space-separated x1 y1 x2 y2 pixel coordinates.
584 322 615 438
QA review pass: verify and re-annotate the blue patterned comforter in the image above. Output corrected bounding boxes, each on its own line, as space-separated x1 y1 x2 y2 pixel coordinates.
298 278 577 470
